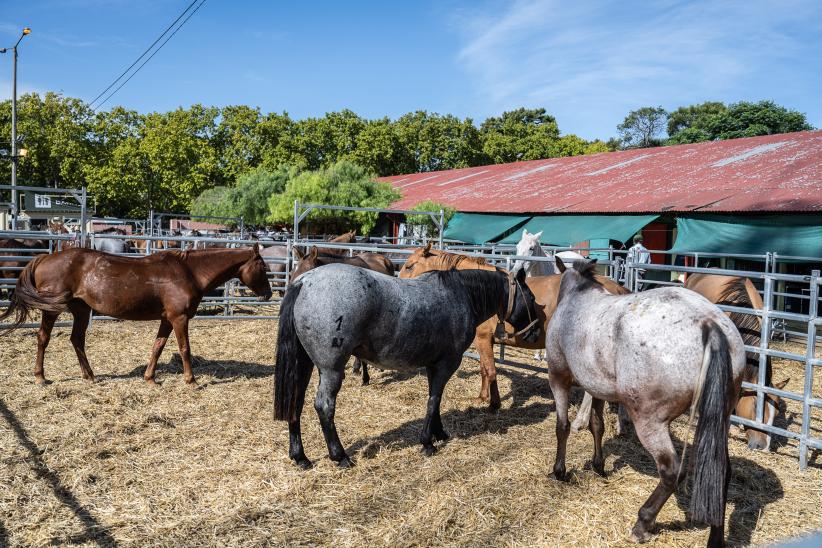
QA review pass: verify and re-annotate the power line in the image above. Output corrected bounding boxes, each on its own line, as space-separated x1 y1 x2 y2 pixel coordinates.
89 0 205 110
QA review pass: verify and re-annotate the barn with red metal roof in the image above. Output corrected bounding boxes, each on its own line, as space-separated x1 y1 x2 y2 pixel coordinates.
381 130 822 258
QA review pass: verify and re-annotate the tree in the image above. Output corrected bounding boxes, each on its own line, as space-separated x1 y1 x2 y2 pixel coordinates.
211 105 264 186
268 160 400 233
405 200 456 237
707 100 813 140
190 186 238 221
395 111 485 172
667 101 727 139
480 108 560 163
617 106 668 148
350 118 407 176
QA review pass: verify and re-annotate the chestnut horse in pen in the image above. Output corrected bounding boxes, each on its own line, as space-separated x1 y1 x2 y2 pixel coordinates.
399 244 629 409
0 246 272 385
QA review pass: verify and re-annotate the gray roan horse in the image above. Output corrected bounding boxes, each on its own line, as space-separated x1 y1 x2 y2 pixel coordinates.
545 259 745 547
274 263 540 468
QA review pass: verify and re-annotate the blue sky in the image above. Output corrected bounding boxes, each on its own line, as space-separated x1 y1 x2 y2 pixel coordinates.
1 0 820 140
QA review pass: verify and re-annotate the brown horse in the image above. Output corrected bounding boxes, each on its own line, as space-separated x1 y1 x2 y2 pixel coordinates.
0 246 272 385
686 273 787 450
1 237 47 285
399 244 630 409
291 245 393 282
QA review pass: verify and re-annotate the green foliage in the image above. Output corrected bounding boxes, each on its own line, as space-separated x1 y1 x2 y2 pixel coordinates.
405 200 456 235
190 186 238 221
267 161 400 233
666 101 727 138
480 108 560 163
708 100 813 140
617 106 668 148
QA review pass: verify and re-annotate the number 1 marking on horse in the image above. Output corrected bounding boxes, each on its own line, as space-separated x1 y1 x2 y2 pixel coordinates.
335 315 343 331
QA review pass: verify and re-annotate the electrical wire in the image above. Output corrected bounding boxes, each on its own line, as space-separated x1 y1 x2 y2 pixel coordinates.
89 0 205 110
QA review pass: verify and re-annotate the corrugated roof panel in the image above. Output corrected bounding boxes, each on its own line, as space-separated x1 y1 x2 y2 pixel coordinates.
382 130 822 213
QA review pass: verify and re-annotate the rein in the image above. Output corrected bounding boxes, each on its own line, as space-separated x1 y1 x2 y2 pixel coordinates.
496 272 538 342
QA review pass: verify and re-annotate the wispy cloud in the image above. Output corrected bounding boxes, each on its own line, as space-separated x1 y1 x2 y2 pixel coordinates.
453 0 822 138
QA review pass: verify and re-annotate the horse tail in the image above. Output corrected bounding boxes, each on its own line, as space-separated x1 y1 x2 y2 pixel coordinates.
689 319 733 528
0 255 71 333
274 282 312 422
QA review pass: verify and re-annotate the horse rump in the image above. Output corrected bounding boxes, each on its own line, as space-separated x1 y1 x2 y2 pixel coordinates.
689 319 733 528
0 255 71 333
274 283 312 422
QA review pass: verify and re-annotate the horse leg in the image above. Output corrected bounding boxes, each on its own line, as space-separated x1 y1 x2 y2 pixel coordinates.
617 403 632 437
289 359 315 470
68 302 95 382
548 371 572 481
143 320 173 385
629 418 680 543
361 361 370 386
475 333 500 410
34 312 58 384
421 360 460 455
314 366 351 467
170 316 196 385
572 391 593 433
590 397 606 476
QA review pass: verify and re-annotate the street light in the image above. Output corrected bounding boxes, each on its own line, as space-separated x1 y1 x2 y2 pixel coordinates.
1 27 32 230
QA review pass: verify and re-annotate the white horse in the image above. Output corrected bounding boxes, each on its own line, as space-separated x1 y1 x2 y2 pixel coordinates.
512 229 585 277
511 229 585 360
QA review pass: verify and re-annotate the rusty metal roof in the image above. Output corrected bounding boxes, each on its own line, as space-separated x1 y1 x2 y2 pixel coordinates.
383 130 822 213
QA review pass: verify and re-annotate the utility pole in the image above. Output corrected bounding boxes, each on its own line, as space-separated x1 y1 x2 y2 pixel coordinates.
1 27 31 230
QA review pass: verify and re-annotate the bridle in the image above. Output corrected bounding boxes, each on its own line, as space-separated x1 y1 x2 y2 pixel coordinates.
496 271 539 342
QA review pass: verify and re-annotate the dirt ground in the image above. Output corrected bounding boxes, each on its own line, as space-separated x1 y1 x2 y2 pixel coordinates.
1 319 820 547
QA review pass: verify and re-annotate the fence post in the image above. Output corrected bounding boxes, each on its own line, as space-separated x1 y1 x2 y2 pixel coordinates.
438 209 444 250
756 275 774 424
79 187 88 247
285 238 292 288
293 200 300 241
800 270 819 470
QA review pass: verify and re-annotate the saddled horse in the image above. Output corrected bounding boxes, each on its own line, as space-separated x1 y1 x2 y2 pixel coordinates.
0 246 272 385
291 245 394 385
511 229 585 277
399 244 628 409
546 259 745 546
573 272 787 450
274 263 540 468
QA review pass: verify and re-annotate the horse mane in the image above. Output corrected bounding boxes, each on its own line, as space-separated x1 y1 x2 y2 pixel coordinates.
572 260 602 291
432 251 489 269
427 269 504 321
715 278 761 344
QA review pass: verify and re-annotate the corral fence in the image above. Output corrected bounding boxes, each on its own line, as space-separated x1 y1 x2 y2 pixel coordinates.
1 198 819 470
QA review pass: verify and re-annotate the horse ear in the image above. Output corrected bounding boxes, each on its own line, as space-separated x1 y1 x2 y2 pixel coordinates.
774 378 790 390
516 266 527 283
253 243 260 255
351 230 357 238
554 255 566 273
590 258 598 265
293 247 304 260
534 231 543 239
522 228 529 237
308 246 318 260
422 242 432 256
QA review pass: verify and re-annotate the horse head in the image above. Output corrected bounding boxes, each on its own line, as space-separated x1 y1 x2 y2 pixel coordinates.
398 243 433 279
512 229 544 275
237 243 272 301
495 267 541 343
290 246 320 283
736 377 789 451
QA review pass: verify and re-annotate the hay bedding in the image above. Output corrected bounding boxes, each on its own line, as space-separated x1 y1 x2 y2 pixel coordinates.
1 319 820 547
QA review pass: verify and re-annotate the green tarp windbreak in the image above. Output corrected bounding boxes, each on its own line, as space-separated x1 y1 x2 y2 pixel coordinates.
443 213 531 244
670 215 822 258
499 214 660 245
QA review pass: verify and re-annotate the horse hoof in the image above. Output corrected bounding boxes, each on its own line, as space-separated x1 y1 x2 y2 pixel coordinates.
593 462 606 477
553 467 569 482
294 458 313 470
421 445 437 457
185 380 198 388
34 376 48 385
433 429 450 442
629 524 652 544
361 379 369 387
336 456 354 469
